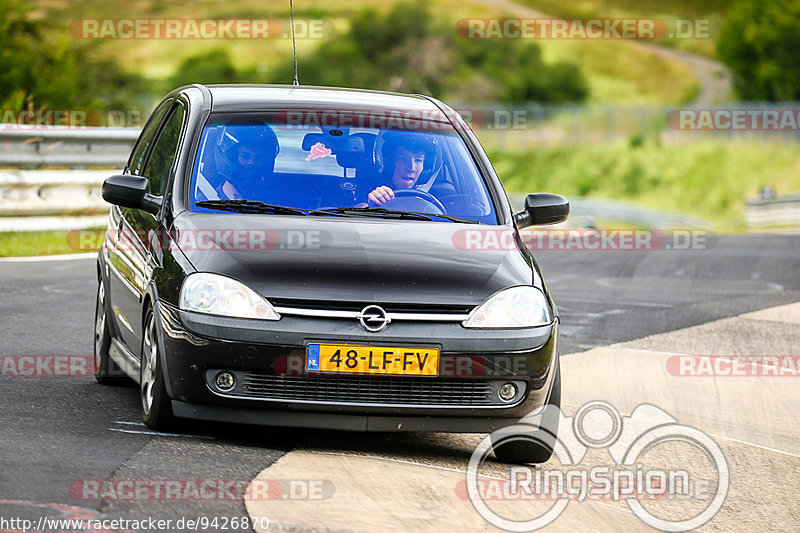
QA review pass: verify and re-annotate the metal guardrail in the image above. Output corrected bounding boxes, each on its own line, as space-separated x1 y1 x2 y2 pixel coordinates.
0 125 796 232
0 127 136 230
746 194 800 228
509 194 709 229
0 170 113 217
0 126 139 168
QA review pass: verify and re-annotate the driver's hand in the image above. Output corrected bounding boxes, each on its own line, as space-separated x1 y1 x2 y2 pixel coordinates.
221 180 244 200
367 186 395 206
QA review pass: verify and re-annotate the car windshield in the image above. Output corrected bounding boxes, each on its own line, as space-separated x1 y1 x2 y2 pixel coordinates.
189 112 499 224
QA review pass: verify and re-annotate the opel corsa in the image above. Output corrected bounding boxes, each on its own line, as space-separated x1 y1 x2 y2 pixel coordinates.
95 84 569 463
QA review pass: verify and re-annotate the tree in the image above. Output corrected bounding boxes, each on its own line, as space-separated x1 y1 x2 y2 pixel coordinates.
717 0 800 101
0 0 145 114
166 48 245 92
266 1 588 104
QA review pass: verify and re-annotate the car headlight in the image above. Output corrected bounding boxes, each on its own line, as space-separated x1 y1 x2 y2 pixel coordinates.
179 273 280 320
463 286 552 328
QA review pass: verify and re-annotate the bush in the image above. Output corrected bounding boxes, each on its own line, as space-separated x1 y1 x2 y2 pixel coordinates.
165 48 246 92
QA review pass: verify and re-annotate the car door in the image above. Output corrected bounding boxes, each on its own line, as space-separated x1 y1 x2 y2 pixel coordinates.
109 101 187 354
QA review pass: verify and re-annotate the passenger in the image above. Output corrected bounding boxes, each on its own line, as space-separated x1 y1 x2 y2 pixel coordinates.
212 125 279 200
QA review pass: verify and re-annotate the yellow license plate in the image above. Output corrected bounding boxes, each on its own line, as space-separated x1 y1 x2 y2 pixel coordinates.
306 343 439 376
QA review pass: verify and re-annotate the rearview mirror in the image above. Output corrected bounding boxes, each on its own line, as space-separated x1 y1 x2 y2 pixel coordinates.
513 193 569 229
101 175 162 215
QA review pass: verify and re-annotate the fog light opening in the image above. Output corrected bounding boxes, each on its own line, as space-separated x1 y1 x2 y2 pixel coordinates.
215 372 235 391
498 382 517 402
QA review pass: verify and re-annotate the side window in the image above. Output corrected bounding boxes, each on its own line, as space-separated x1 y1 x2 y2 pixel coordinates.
127 101 171 176
142 104 186 196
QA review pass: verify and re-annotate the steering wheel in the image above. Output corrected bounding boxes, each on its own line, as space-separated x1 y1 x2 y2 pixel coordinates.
370 188 447 213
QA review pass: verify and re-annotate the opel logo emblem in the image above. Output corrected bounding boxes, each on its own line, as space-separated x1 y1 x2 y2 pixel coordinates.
358 305 390 332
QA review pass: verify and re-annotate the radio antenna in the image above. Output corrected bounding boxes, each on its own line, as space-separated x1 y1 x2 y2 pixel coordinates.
290 0 299 85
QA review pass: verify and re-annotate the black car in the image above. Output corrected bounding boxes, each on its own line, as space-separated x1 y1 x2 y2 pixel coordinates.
94 84 569 464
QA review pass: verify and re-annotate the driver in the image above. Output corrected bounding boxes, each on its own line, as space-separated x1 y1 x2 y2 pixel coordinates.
212 125 279 200
363 132 434 206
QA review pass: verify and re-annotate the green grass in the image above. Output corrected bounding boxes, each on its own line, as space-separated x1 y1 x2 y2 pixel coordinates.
0 229 103 257
534 39 698 104
490 139 800 230
518 0 733 57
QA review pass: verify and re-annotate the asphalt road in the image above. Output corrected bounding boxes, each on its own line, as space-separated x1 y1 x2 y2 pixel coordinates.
0 234 798 530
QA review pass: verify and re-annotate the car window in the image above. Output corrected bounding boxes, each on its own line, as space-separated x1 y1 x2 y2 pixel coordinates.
189 112 499 224
143 103 186 196
127 101 172 176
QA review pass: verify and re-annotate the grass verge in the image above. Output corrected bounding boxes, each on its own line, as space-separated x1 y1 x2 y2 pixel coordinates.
0 229 102 257
491 138 800 230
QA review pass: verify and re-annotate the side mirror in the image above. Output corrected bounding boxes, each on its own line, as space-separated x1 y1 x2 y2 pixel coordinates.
102 175 162 215
513 193 569 229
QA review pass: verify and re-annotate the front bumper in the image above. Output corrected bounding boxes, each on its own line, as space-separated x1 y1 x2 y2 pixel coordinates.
158 302 559 431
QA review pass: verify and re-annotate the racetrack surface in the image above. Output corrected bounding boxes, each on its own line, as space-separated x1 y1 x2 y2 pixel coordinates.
0 234 798 530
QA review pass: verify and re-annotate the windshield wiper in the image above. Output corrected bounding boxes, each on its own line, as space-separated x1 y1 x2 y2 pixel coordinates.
196 200 309 216
310 207 432 221
312 207 480 224
196 202 482 223
403 211 481 224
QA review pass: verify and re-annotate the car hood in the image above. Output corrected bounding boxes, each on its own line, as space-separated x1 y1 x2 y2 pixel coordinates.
172 212 536 306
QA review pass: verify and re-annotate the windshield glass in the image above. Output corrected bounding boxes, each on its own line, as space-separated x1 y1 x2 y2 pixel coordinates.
189 112 499 224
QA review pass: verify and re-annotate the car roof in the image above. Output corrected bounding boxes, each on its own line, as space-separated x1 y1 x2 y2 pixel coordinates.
193 84 448 118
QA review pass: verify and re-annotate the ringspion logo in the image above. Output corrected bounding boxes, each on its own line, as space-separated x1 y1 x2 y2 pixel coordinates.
466 401 728 531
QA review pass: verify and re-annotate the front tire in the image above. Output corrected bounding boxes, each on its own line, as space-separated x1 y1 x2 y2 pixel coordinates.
491 359 561 464
140 308 176 430
94 279 124 384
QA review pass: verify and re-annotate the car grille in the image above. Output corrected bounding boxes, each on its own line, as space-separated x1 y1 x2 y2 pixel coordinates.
225 373 504 406
269 298 473 315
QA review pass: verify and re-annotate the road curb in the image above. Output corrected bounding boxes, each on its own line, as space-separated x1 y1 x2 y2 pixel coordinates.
243 301 800 531
0 252 97 262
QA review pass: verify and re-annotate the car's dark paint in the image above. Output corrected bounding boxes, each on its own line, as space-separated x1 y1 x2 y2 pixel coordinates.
161 306 557 412
97 84 565 444
515 193 571 228
172 213 542 305
101 175 161 214
156 303 559 433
